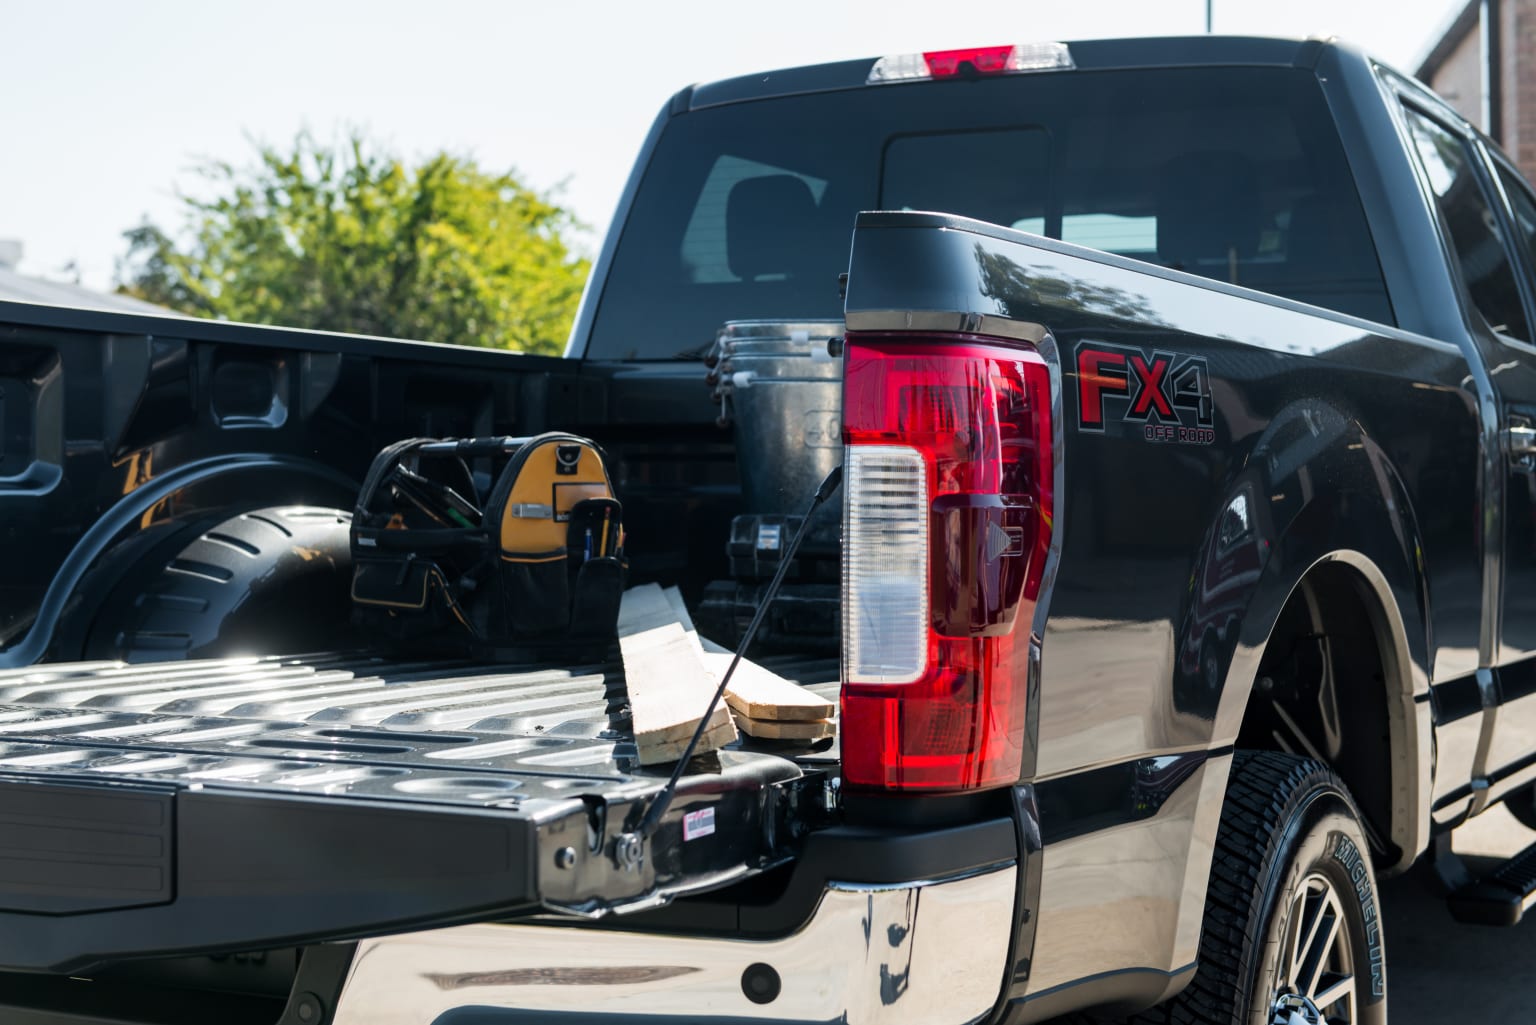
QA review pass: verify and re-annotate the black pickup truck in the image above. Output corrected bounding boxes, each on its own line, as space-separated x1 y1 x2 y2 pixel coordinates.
7 32 1536 1025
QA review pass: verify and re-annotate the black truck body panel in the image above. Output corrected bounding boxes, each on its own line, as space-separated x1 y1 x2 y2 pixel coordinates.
840 205 1468 1001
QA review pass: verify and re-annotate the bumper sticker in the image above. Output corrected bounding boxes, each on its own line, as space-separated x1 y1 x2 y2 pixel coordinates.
684 807 716 841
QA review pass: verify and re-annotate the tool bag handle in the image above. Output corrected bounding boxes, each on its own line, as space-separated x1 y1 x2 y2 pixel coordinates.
417 437 533 458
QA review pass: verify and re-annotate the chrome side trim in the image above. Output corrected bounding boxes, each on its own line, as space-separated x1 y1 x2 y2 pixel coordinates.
333 864 1017 1025
844 309 1048 343
825 859 1017 893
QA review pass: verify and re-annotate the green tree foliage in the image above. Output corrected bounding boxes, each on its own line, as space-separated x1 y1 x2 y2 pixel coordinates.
118 133 590 354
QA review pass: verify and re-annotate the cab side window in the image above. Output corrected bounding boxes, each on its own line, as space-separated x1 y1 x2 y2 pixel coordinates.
1403 107 1530 341
1496 163 1536 275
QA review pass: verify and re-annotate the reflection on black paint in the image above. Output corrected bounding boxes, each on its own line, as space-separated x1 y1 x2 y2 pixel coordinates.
1035 753 1207 846
974 242 1163 328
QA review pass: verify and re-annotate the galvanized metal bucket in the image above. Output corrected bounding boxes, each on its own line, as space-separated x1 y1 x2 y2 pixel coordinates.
707 319 844 558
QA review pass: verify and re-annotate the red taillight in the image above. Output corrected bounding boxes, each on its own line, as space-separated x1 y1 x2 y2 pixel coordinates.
866 43 1075 84
923 45 1018 78
840 334 1053 792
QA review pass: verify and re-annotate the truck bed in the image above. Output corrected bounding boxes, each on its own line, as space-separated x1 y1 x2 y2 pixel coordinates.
0 651 838 973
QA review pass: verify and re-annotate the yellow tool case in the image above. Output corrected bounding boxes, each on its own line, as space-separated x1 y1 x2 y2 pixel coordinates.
350 434 625 655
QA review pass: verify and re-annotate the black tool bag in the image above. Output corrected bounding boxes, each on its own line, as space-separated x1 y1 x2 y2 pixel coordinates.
350 434 626 656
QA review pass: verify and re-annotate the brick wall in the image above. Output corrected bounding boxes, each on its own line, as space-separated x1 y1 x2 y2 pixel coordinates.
1509 0 1536 178
1424 0 1536 185
1428 23 1486 128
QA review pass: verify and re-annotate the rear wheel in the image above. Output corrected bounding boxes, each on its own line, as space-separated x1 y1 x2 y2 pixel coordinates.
1267 872 1364 1021
1112 751 1386 1025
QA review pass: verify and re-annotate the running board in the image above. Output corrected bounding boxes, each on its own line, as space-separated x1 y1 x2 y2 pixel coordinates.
1446 841 1536 926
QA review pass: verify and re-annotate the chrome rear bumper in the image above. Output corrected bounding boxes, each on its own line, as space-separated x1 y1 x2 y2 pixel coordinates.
333 862 1016 1025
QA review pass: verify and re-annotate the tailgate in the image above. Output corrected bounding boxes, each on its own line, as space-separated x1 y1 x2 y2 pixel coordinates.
0 652 832 973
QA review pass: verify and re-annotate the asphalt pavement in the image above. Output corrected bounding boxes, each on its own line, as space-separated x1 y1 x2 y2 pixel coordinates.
1041 805 1536 1022
1382 805 1536 1023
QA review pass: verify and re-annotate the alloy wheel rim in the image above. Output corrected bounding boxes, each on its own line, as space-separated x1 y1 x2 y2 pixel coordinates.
1269 872 1356 1024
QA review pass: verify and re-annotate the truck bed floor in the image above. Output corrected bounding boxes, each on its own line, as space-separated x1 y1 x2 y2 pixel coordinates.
0 650 838 971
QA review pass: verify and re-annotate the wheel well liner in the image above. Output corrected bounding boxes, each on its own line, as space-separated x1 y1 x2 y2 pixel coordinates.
8 455 357 668
1224 552 1429 873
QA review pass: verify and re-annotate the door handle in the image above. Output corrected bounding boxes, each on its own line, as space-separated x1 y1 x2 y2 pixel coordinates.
1506 420 1536 461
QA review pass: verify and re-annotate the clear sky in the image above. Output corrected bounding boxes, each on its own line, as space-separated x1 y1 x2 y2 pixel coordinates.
0 0 1467 290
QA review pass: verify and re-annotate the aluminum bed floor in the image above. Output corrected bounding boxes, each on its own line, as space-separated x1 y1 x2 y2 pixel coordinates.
0 650 838 972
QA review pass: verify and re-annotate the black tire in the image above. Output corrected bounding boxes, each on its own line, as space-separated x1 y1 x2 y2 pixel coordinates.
85 506 356 662
1114 751 1387 1025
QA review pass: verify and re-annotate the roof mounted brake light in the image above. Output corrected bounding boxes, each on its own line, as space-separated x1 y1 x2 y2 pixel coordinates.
867 43 1074 84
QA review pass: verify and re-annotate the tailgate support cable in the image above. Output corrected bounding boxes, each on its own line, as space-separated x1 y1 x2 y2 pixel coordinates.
632 464 844 842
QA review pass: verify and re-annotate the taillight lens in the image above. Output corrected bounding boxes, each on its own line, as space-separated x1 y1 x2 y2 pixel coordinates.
843 445 929 683
866 42 1075 84
840 334 1053 792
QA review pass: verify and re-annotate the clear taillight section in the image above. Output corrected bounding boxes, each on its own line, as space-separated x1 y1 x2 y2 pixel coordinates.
840 334 1053 792
843 445 929 684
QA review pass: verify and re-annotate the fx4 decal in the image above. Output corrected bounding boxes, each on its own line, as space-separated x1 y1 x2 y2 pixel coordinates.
1075 341 1215 445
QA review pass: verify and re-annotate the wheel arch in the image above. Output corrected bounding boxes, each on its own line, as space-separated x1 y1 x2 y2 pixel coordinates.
1197 394 1437 874
1216 535 1432 875
10 454 357 667
83 504 357 663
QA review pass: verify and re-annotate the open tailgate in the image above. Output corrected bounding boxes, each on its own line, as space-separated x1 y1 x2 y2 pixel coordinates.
0 652 831 973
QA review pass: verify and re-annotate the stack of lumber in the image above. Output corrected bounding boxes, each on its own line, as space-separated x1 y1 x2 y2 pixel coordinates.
617 584 836 764
617 585 737 765
657 586 836 741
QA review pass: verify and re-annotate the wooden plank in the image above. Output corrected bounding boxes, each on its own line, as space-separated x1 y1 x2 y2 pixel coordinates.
619 621 734 739
637 719 739 764
620 583 690 638
662 586 707 640
617 590 736 765
732 713 836 741
661 586 837 723
716 657 836 722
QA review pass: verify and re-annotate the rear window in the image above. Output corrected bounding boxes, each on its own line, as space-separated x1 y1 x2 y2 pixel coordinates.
589 67 1391 360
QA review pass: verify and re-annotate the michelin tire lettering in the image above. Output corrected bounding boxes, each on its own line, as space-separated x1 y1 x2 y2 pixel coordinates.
1333 832 1386 1000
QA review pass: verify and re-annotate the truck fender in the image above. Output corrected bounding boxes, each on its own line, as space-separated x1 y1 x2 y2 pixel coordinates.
1208 407 1432 868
